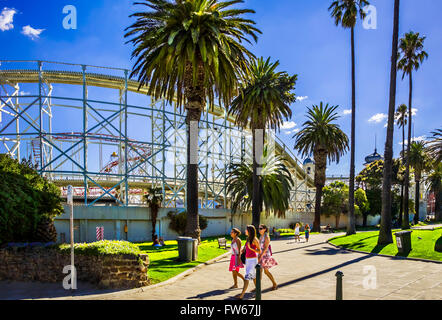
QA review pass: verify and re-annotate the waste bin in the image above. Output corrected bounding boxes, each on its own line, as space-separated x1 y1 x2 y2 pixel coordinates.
177 237 193 262
191 239 199 261
394 231 412 254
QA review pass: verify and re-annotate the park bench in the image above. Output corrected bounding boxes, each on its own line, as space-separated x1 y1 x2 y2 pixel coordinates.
217 237 230 250
320 226 334 233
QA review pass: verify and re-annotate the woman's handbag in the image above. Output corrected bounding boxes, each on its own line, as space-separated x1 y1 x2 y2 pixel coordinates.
240 250 246 264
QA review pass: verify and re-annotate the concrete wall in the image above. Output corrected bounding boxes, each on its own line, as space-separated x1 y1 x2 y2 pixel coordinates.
55 205 380 243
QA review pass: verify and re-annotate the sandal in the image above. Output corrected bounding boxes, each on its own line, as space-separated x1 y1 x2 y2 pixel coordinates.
272 285 278 291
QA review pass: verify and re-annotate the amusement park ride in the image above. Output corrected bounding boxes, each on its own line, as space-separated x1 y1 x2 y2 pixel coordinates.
0 60 315 213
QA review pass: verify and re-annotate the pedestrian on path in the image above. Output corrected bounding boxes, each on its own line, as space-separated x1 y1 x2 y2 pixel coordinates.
294 223 300 242
229 228 245 289
258 225 278 290
304 224 310 243
235 225 261 300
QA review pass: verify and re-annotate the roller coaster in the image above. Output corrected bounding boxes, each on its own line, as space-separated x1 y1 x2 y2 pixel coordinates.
0 60 315 212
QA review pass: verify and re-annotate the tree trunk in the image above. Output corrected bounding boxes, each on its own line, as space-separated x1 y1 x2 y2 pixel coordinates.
184 108 202 242
436 190 442 222
414 177 420 224
347 26 357 236
399 120 405 227
313 151 326 233
251 127 262 229
402 71 412 230
151 206 158 241
379 0 400 245
335 214 340 230
363 213 368 227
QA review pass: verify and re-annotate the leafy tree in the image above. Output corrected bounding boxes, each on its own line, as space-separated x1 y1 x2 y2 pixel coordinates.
144 187 163 241
329 0 369 236
294 103 349 232
427 163 442 221
426 128 442 164
228 57 297 228
379 0 400 245
408 141 430 224
397 31 429 229
0 155 63 244
226 146 294 218
322 182 349 229
355 188 370 226
125 0 260 241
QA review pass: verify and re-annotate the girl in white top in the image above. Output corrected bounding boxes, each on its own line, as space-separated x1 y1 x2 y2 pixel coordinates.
294 223 300 242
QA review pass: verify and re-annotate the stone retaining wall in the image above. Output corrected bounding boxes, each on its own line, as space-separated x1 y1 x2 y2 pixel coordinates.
0 247 149 289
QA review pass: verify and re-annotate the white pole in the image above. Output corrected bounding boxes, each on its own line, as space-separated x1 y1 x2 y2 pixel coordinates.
67 185 76 289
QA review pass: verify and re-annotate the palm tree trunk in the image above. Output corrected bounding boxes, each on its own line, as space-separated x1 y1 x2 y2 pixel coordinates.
399 121 405 227
313 185 322 233
403 71 412 229
251 127 262 229
151 206 158 241
414 177 420 224
347 26 356 236
313 152 326 233
379 0 400 245
185 108 202 241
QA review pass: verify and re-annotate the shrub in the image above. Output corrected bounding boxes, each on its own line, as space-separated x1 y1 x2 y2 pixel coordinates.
0 155 63 244
167 211 208 236
57 240 142 256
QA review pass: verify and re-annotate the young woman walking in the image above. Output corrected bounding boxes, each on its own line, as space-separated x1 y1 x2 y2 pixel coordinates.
229 228 245 289
258 225 278 290
235 225 261 300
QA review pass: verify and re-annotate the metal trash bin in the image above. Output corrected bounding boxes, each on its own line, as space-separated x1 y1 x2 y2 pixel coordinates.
177 237 193 262
394 231 412 254
191 239 199 261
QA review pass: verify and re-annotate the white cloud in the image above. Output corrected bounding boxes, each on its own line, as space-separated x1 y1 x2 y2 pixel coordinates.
281 121 297 130
368 113 387 124
400 136 426 146
21 25 44 40
0 7 16 31
412 108 418 116
297 96 308 102
343 109 352 115
285 128 300 135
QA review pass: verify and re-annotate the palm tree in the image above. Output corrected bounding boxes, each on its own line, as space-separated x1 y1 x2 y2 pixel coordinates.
378 0 400 245
227 57 297 228
125 0 260 240
408 141 429 224
226 146 294 218
427 163 442 221
396 103 408 226
329 0 369 236
427 129 442 164
144 187 163 240
398 31 428 229
294 103 349 232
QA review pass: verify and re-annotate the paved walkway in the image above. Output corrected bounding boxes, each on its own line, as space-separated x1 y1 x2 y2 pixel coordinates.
1 233 441 300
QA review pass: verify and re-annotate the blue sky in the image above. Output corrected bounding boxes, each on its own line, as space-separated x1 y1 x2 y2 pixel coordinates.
1 0 441 176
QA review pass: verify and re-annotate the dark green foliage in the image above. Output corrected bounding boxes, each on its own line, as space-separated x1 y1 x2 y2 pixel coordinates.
167 211 208 236
435 237 442 253
0 155 63 244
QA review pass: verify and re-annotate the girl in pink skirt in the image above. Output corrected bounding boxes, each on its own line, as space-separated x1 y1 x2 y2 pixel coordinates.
229 228 245 289
258 224 278 290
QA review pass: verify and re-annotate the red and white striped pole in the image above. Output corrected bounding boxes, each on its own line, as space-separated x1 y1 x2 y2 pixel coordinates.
96 227 104 241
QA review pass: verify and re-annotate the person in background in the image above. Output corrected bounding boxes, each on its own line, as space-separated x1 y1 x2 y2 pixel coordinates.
235 225 261 300
229 228 245 289
258 225 278 290
304 224 310 243
159 237 165 246
153 234 161 247
294 223 300 242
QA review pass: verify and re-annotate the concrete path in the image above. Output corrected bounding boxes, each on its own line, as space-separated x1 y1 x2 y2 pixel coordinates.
1 233 441 300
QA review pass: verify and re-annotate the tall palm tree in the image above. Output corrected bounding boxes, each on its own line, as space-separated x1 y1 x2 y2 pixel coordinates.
125 0 260 240
144 187 163 240
329 0 369 236
378 0 400 245
398 31 428 229
396 103 408 226
226 146 294 218
427 163 442 221
228 57 297 228
294 103 349 232
408 141 429 224
427 129 442 164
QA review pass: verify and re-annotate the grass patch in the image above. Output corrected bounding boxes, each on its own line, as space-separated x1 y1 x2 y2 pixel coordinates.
135 237 227 284
58 240 142 256
329 228 442 262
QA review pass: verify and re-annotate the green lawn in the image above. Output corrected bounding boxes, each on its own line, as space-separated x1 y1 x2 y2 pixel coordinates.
329 228 442 262
135 237 227 284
